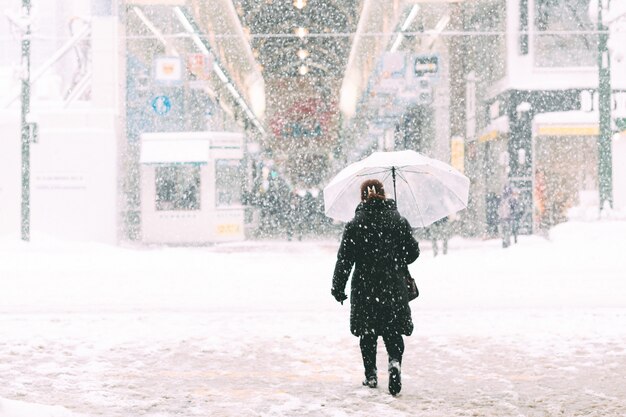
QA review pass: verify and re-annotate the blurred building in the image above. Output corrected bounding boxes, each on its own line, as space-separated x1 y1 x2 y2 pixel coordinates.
123 1 265 243
2 0 624 244
337 1 454 164
0 0 123 243
449 0 626 236
0 0 264 244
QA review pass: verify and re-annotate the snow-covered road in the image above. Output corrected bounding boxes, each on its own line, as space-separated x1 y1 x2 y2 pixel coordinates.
1 221 625 416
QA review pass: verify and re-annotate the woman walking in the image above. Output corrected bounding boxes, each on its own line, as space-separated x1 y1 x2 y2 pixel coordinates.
331 179 420 396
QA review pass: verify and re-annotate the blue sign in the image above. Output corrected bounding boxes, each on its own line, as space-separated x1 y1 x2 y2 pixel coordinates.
151 95 172 115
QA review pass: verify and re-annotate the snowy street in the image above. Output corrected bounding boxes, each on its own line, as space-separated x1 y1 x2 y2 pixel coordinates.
3 0 626 415
1 221 626 416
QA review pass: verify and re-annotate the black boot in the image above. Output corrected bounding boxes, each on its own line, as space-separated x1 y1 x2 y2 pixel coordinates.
360 335 378 388
388 359 401 396
362 373 378 388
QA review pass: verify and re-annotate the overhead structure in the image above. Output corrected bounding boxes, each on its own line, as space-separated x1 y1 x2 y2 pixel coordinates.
126 1 266 134
231 0 361 185
189 0 266 120
233 0 360 80
339 0 400 119
339 0 461 120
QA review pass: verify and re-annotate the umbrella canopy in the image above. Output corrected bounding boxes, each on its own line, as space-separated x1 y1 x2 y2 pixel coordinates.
323 150 470 227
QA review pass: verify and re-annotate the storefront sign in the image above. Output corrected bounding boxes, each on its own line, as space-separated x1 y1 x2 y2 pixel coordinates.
580 90 626 114
450 136 465 173
153 56 183 84
34 173 86 190
187 53 213 80
536 125 599 137
151 95 172 115
479 130 499 142
216 223 241 236
413 55 439 78
378 52 406 92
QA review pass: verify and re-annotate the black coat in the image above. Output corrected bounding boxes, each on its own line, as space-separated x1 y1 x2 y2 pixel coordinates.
332 199 420 337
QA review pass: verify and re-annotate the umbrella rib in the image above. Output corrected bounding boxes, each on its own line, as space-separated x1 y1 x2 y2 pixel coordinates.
425 172 469 209
395 170 427 228
326 169 401 219
325 175 362 217
326 168 399 218
400 169 428 175
399 168 468 208
356 169 392 176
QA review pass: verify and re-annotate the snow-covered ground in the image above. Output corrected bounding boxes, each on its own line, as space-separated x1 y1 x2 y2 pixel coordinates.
1 220 625 417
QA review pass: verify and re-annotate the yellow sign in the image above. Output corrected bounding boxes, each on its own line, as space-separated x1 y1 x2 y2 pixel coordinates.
450 137 465 173
154 56 182 83
216 224 241 236
478 130 498 143
536 125 599 137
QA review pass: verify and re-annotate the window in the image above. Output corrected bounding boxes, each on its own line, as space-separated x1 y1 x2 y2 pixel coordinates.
519 0 529 55
534 0 596 67
465 1 507 85
155 165 201 211
215 159 242 207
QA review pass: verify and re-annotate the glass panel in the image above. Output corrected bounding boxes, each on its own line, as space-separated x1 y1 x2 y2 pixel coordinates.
519 0 529 55
534 0 596 67
155 165 201 211
216 159 242 207
463 1 507 85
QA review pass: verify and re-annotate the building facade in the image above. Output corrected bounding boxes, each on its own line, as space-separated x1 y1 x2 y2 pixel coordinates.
454 0 626 236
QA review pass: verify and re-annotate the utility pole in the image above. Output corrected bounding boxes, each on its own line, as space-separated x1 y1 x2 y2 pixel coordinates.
20 0 32 241
598 0 613 211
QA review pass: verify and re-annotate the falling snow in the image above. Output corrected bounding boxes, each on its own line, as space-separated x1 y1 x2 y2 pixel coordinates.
1 0 626 415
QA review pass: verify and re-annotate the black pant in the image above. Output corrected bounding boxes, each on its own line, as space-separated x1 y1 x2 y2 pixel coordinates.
359 333 404 378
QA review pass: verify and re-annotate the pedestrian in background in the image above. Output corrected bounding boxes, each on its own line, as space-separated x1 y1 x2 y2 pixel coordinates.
331 179 420 396
499 185 513 248
510 188 523 244
428 216 449 256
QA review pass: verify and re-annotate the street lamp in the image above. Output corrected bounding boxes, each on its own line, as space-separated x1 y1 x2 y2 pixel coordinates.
19 0 32 241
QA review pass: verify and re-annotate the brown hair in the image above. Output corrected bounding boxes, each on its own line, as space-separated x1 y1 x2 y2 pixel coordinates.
360 179 385 202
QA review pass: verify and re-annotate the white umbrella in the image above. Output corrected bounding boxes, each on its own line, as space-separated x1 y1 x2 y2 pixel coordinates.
323 150 470 227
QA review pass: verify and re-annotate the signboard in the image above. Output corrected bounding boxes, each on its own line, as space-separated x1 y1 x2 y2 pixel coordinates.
151 95 172 115
377 52 406 94
580 90 626 114
216 223 241 236
33 173 86 190
153 56 182 84
413 55 439 78
187 53 213 80
450 136 465 173
396 78 432 106
362 53 440 122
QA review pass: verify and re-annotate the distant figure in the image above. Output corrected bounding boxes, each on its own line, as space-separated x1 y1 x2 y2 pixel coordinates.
499 186 513 248
428 216 449 256
287 189 305 241
510 188 523 244
298 190 316 236
331 179 420 396
534 169 548 235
